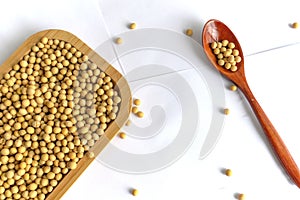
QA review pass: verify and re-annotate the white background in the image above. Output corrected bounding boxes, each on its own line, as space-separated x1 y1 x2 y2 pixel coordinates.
1 0 300 199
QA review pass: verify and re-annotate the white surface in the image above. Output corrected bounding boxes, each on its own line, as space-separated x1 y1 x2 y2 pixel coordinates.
1 0 300 199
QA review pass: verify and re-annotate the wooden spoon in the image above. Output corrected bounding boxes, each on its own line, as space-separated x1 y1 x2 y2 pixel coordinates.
202 19 300 188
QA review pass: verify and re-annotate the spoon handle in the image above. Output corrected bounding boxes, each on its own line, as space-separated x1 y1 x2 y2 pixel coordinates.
239 82 300 188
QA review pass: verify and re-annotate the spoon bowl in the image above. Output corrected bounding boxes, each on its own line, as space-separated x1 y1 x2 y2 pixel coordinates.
202 19 300 188
202 19 246 86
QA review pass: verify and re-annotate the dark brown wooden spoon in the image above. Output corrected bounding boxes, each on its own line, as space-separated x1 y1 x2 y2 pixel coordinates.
202 19 300 188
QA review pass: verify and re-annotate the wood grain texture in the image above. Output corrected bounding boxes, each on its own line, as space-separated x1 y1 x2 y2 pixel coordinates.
202 19 300 188
0 29 132 199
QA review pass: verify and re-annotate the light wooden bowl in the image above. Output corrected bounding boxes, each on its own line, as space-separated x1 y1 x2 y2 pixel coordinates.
0 29 132 199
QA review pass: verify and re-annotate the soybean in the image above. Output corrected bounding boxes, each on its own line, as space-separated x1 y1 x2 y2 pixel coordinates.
129 22 137 29
119 132 127 139
131 188 139 196
230 85 237 91
225 169 232 176
224 108 230 115
115 37 123 44
185 29 193 36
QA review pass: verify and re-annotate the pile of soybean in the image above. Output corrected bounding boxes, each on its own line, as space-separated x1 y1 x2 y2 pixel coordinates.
0 37 121 200
210 40 242 72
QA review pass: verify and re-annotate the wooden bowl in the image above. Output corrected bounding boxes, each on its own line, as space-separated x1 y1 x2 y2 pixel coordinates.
0 29 132 200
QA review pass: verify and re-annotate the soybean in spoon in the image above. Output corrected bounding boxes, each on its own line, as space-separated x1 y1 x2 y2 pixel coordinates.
202 19 300 188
